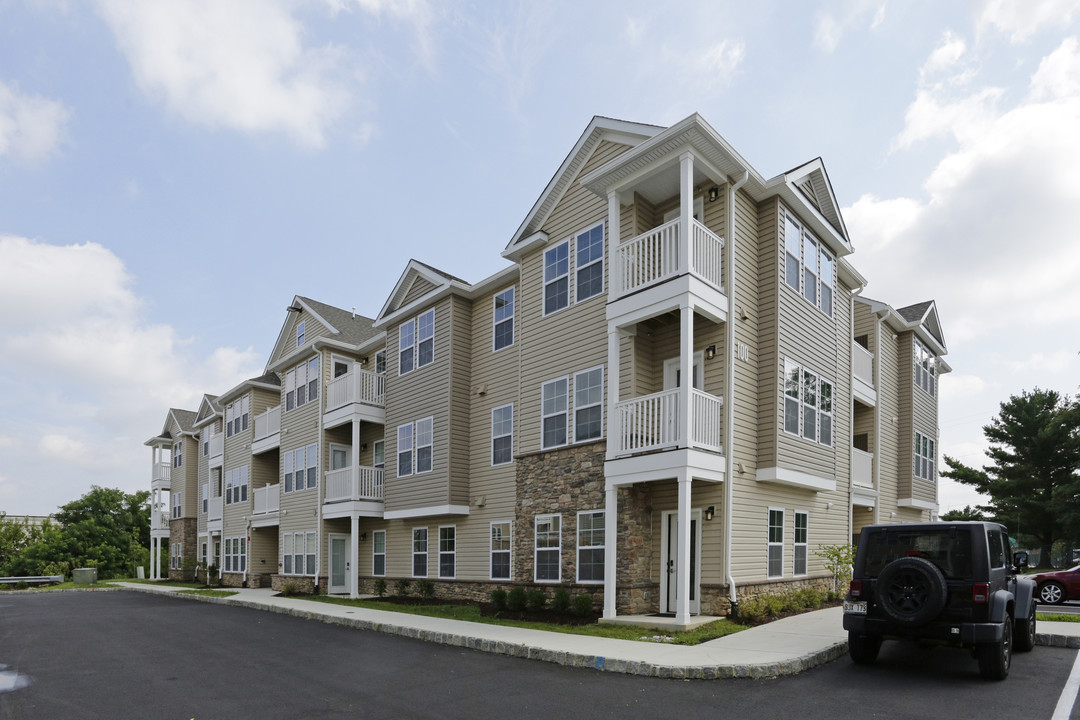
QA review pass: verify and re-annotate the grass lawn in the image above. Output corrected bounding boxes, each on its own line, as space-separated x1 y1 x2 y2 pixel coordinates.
306 595 748 645
1038 612 1080 623
15 581 119 591
177 589 238 598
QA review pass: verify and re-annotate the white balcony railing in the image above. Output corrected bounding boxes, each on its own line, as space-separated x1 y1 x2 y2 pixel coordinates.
324 466 384 503
689 389 724 453
208 432 224 460
853 342 874 387
150 510 171 531
852 448 874 488
253 484 280 515
207 496 223 522
614 218 725 299
253 405 281 442
153 462 171 483
612 388 725 457
326 368 385 413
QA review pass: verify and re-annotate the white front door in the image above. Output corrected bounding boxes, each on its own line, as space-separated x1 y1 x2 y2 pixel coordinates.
663 352 704 391
329 533 349 594
330 444 350 471
661 509 702 615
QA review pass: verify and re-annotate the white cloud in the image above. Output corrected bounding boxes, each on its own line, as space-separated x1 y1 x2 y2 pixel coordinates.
0 80 69 164
940 373 986 400
813 0 888 53
920 31 966 78
0 236 260 513
844 194 923 253
977 0 1080 43
1006 351 1077 374
1029 37 1080 101
700 40 746 81
94 0 352 148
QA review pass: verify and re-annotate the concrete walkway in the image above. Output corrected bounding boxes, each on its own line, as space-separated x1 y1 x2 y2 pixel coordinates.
111 582 1080 679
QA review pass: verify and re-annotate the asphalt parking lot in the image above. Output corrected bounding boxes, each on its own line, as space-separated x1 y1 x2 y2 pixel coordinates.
2 591 1079 720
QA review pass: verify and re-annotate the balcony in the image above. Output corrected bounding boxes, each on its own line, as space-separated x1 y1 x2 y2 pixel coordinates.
251 484 280 527
323 466 384 519
852 341 876 406
324 367 385 429
207 496 223 532
613 218 724 301
252 405 281 454
852 448 874 488
151 462 171 491
150 510 171 535
610 389 724 457
208 432 224 468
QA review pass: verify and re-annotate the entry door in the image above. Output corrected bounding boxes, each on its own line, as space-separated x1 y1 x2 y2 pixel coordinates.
330 444 351 471
663 353 704 391
661 510 702 615
329 534 349 594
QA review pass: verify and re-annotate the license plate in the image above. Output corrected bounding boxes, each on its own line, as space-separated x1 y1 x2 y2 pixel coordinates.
844 600 867 615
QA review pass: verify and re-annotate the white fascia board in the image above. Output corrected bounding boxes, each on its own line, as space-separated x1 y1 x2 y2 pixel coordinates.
263 295 301 374
383 504 471 520
266 344 321 374
898 497 939 512
193 414 221 429
755 466 836 492
295 297 339 336
311 334 387 357
373 285 455 329
501 231 548 262
374 260 466 328
461 264 520 299
217 378 281 404
837 257 867 290
770 182 852 256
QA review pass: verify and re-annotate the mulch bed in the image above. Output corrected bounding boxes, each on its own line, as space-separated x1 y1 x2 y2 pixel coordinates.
370 595 600 625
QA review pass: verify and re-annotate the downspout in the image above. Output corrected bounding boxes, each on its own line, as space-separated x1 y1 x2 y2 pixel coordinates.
316 352 325 594
873 312 884 527
725 170 749 608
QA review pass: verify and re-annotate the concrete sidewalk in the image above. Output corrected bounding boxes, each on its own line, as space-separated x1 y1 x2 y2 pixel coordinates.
112 582 1080 679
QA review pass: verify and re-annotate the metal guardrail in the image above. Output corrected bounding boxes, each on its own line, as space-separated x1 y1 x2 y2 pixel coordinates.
0 575 64 585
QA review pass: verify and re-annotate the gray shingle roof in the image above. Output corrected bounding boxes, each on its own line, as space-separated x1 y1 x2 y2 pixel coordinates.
298 296 381 346
251 372 281 387
171 409 198 433
410 260 470 286
896 301 933 323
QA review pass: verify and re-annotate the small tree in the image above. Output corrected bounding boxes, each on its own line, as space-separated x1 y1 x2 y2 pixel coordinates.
815 543 856 594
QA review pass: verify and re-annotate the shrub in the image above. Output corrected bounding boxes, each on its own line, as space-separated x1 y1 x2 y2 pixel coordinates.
181 557 198 583
206 566 221 587
14 580 29 590
490 588 508 612
526 590 546 612
373 579 387 598
507 586 527 612
416 579 436 599
394 579 411 598
815 543 857 594
552 587 571 612
571 593 594 617
281 582 299 597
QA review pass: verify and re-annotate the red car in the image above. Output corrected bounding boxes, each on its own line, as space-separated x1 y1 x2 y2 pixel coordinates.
1030 565 1080 604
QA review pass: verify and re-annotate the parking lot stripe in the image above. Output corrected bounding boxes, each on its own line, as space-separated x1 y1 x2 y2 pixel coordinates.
1052 649 1080 720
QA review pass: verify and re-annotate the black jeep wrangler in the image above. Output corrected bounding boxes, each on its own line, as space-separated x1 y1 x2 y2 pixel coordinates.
843 521 1037 680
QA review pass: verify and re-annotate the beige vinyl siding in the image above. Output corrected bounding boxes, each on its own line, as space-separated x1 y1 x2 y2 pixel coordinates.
270 308 331 367
401 275 439 308
647 481 726 584
249 527 278 575
877 321 902 514
196 422 216 534
279 351 323 541
756 197 781 468
730 187 761 480
516 140 630 454
166 417 199 519
384 298 453 513
901 332 938 509
463 282 521 581
447 295 473 507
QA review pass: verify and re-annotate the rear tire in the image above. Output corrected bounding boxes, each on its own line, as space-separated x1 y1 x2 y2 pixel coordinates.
848 631 881 665
1014 601 1037 652
977 615 1012 680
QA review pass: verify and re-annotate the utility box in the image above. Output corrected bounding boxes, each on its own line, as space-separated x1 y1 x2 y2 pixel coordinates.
73 568 97 585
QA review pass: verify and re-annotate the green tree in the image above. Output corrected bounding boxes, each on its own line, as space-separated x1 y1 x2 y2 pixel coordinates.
939 505 987 522
0 513 45 570
943 389 1080 568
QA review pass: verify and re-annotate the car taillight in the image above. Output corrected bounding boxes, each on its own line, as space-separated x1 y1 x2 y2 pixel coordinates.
849 580 862 598
972 583 989 603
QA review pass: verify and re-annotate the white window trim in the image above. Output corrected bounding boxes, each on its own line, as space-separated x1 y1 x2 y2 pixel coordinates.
397 423 414 478
372 529 386 577
573 365 605 443
296 319 306 347
284 445 317 493
415 416 434 474
542 240 570 317
285 359 317 412
399 310 435 376
489 521 512 581
793 510 808 578
782 359 834 448
224 536 247 574
914 338 937 397
438 525 456 580
576 510 604 584
282 531 316 576
540 376 570 450
492 286 515 352
534 513 561 583
915 430 936 482
331 353 351 379
173 441 183 468
412 527 428 578
767 507 785 580
172 491 182 519
782 211 834 318
491 403 514 466
373 439 385 469
574 221 605 303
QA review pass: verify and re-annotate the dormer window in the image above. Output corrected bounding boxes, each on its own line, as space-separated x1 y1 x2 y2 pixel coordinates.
784 212 834 318
296 320 306 347
172 441 183 468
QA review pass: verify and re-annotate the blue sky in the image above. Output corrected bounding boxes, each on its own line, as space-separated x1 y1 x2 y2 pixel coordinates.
1 0 1078 515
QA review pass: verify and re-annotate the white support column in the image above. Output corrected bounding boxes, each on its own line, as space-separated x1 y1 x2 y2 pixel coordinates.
603 487 618 619
607 190 621 297
606 327 620 460
675 474 692 624
352 420 361 498
350 514 359 600
679 303 694 448
679 152 694 275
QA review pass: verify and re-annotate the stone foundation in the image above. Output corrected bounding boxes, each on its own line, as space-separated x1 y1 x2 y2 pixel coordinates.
167 517 198 581
270 575 324 595
354 577 603 609
221 573 244 588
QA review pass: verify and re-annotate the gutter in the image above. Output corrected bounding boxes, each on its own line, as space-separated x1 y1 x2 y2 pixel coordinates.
725 170 749 607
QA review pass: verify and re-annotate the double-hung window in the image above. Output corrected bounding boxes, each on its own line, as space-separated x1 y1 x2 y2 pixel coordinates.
783 212 834 318
576 510 604 583
783 360 833 447
373 440 384 469
397 424 413 477
575 223 604 301
412 527 428 577
284 444 317 493
915 431 936 481
439 526 456 579
493 287 514 351
491 404 513 465
285 359 318 411
372 530 386 576
375 350 386 374
397 417 433 477
416 417 433 473
490 522 511 580
201 483 208 514
543 242 570 315
541 377 568 449
172 441 183 468
224 465 248 505
226 395 250 437
202 432 209 457
224 537 246 573
535 514 561 582
283 531 316 576
794 511 808 577
399 310 435 375
573 367 603 442
296 320 306 347
914 339 937 396
768 508 784 579
172 491 182 519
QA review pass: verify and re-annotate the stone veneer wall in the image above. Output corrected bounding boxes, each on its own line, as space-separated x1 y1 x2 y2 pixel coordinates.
513 441 655 615
270 574 326 594
167 517 198 581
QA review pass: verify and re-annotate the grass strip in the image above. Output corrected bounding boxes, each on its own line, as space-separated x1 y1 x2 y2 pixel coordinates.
1038 612 1080 623
177 589 238 598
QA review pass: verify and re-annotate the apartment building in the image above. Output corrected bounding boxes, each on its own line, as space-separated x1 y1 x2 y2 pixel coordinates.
145 113 949 625
144 408 198 580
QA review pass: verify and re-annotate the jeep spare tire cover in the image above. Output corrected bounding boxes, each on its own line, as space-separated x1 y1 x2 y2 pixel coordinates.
875 556 948 627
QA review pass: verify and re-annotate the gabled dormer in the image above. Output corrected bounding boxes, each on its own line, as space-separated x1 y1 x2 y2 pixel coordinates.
193 393 224 468
782 158 850 248
374 260 471 330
